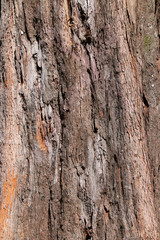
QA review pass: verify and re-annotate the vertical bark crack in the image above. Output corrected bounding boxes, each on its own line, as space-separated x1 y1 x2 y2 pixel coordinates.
22 2 31 43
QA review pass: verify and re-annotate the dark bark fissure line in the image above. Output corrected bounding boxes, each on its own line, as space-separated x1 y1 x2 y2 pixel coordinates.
67 0 72 17
33 52 42 79
22 2 31 43
14 50 24 84
126 9 131 25
48 188 53 239
57 87 65 236
155 0 160 52
26 157 30 184
84 218 93 240
48 201 52 238
113 154 126 223
53 29 69 236
87 68 98 134
105 232 107 240
155 0 159 15
60 156 63 213
84 46 98 134
76 3 92 45
104 205 111 220
19 92 27 111
142 93 149 108
2 72 5 86
20 67 24 84
125 28 132 58
12 0 16 15
77 3 88 22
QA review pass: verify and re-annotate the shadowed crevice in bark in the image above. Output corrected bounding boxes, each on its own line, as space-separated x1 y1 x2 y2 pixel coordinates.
142 93 149 108
22 2 31 43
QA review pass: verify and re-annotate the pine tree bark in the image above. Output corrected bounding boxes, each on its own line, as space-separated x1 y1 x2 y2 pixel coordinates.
0 0 160 239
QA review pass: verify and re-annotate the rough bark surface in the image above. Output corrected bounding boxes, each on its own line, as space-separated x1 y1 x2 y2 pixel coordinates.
0 0 160 239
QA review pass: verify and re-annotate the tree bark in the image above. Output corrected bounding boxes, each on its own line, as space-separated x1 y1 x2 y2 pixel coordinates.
0 0 160 239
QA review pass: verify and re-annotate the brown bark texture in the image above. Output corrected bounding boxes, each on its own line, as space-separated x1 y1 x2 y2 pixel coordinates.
0 0 160 239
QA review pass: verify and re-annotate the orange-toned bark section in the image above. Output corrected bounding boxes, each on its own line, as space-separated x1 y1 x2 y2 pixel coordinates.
0 171 17 239
36 117 48 152
0 5 19 238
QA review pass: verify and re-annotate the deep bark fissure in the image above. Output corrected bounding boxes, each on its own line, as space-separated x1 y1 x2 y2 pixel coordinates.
48 188 53 240
22 2 31 43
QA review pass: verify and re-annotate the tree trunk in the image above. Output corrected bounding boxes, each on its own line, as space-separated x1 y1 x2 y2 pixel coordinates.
0 0 160 239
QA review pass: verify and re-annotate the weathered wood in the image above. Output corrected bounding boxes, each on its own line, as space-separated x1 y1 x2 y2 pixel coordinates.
0 0 160 239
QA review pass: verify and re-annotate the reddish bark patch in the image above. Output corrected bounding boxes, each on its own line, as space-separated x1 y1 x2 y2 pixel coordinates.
0 171 18 238
36 117 48 152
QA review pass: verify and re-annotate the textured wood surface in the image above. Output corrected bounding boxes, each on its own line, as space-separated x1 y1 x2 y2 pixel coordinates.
0 0 160 239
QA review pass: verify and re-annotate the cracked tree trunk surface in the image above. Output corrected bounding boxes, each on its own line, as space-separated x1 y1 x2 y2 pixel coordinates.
0 0 160 239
